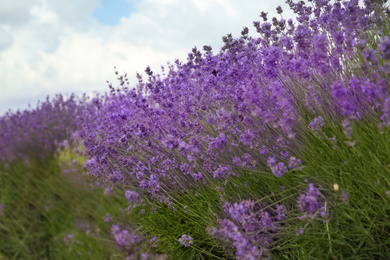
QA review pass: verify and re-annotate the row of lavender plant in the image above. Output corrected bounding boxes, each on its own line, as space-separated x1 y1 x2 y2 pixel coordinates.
0 94 89 163
77 0 390 257
81 0 389 202
1 0 387 258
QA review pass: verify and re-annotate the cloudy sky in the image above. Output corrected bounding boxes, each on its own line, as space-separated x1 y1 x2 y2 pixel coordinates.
0 0 296 116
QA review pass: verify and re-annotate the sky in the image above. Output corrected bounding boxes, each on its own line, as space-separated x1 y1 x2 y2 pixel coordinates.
0 0 296 116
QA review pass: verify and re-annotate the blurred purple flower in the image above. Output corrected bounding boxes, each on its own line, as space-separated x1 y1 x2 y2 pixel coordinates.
103 213 111 223
308 116 324 133
341 190 349 205
297 183 321 218
178 234 193 247
295 227 304 236
288 156 302 170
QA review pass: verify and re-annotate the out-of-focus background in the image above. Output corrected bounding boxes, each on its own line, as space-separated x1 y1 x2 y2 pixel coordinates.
0 0 294 116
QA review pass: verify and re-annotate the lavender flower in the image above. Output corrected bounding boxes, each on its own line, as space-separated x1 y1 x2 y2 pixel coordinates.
267 157 288 177
288 156 302 170
111 225 139 247
297 183 322 219
379 36 390 60
341 190 349 205
272 162 288 177
295 227 304 236
178 234 193 247
276 204 286 221
150 236 159 247
125 190 143 208
308 116 324 133
260 211 276 230
103 213 111 223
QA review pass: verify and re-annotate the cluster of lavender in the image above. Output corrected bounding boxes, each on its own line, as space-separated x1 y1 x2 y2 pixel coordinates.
0 94 88 163
81 0 389 202
111 224 140 248
207 182 330 259
111 225 167 259
207 200 280 259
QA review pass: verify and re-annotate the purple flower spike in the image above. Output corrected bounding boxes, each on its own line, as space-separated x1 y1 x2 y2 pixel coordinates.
295 227 304 236
103 213 111 223
379 36 390 60
178 234 193 247
288 156 302 170
272 162 288 177
341 190 349 205
276 204 286 221
308 116 324 133
111 225 139 247
297 183 322 219
260 211 276 230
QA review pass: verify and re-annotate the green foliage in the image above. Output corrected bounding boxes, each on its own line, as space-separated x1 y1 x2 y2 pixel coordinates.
0 153 130 259
290 119 390 259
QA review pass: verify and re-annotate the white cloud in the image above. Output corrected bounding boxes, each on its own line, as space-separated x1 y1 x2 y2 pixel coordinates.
0 0 295 115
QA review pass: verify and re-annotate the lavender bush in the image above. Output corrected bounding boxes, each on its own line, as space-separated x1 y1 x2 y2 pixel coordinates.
1 0 390 259
81 0 389 199
76 0 390 258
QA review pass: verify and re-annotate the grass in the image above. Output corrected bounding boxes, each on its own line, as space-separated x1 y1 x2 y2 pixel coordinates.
0 150 156 259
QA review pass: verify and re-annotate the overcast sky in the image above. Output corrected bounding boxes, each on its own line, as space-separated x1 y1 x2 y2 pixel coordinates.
0 0 296 116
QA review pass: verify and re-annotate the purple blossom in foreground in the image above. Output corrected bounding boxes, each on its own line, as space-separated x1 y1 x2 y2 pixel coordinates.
229 202 247 222
308 116 324 133
178 234 193 247
297 183 324 220
104 186 112 197
63 234 74 246
267 157 288 177
380 36 390 60
276 204 286 221
111 225 140 247
260 211 276 230
209 199 288 259
295 227 304 236
272 162 288 177
288 156 302 170
341 190 349 205
150 236 159 247
208 220 267 260
125 190 144 208
0 204 4 217
103 213 111 223
380 98 390 127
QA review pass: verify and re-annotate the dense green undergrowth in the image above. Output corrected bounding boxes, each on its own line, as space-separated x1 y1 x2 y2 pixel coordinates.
0 153 150 260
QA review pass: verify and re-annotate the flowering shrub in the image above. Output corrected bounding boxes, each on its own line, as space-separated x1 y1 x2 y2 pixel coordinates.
76 0 390 258
81 0 389 201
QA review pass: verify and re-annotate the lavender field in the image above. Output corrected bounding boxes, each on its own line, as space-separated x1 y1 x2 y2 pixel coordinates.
1 0 390 259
